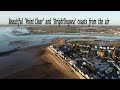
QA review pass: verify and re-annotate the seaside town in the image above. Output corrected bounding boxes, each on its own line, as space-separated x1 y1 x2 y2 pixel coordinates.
1 25 120 79
49 42 120 79
2 11 120 79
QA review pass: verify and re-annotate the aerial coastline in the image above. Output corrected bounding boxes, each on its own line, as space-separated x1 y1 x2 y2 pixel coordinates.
2 38 81 79
1 26 120 79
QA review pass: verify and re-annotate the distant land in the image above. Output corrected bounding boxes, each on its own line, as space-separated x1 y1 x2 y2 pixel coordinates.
27 25 120 35
1 25 120 35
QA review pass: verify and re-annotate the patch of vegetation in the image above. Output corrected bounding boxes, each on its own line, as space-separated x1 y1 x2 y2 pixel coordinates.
109 42 120 47
28 26 80 33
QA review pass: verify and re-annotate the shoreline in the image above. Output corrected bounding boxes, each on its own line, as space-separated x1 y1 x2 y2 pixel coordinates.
2 38 80 79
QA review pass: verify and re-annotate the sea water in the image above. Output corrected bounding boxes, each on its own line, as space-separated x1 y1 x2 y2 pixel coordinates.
0 26 120 53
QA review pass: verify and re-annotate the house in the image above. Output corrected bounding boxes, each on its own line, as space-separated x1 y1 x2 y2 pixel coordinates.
110 46 116 50
68 60 77 66
105 67 113 74
50 45 53 48
97 50 105 57
95 45 98 49
97 71 105 77
64 57 70 61
103 47 107 50
99 46 102 49
93 75 101 79
107 46 110 50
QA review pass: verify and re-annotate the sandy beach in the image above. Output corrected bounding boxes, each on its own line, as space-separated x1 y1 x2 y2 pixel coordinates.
2 38 83 79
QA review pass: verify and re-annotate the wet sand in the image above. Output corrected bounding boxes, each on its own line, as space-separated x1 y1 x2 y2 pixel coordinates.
2 38 80 79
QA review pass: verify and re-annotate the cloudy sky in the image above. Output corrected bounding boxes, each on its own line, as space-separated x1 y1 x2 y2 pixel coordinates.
0 11 120 25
